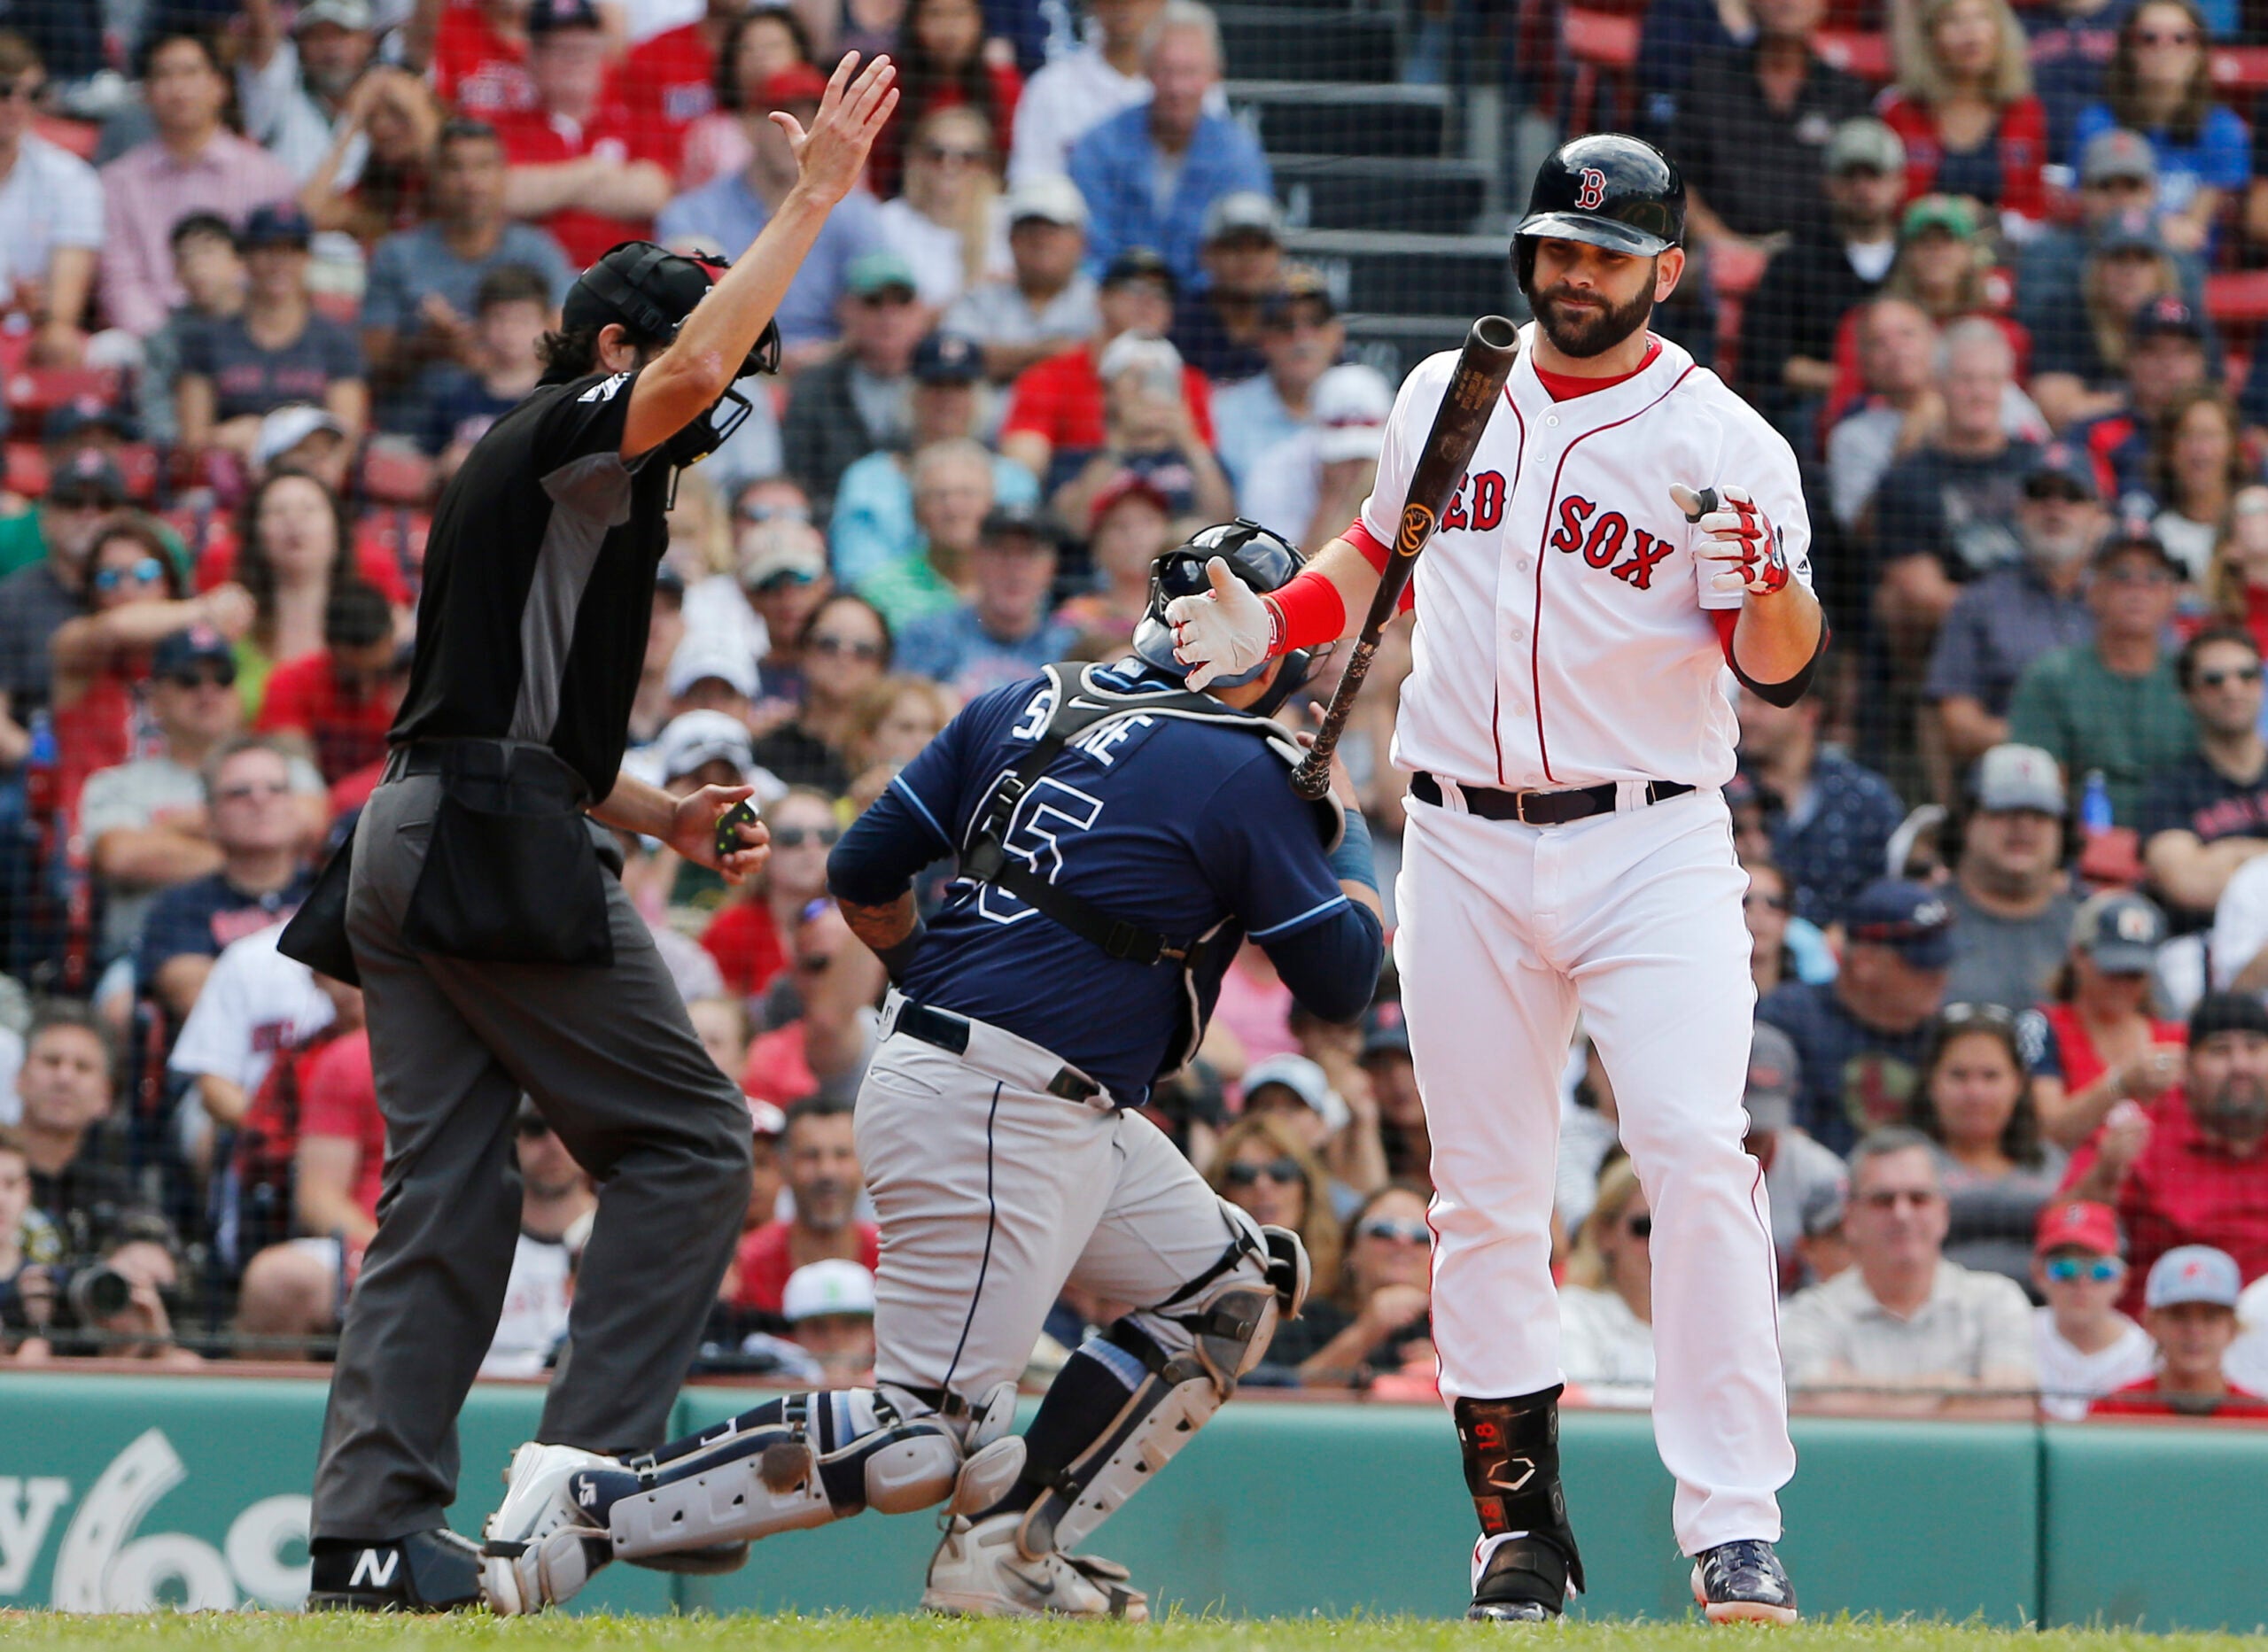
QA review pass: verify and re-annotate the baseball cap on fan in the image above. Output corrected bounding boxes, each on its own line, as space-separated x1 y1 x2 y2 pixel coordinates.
1845 878 1956 970
294 0 373 31
2145 1245 2243 1310
666 632 758 700
2035 1200 2123 1259
1005 174 1088 229
1824 117 1904 177
1310 363 1394 463
527 0 605 35
1203 190 1283 246
1972 743 2065 817
1744 1022 1802 1133
2069 888 2167 973
2082 128 2158 187
781 1259 876 1322
654 709 755 782
1241 1053 1351 1134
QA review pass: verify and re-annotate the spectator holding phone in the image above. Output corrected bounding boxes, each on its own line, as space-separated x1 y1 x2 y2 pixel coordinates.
1047 331 1231 528
2031 891 2184 1148
2060 991 2268 1309
50 518 252 815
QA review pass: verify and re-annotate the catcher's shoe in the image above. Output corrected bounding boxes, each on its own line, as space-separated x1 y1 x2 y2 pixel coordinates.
1691 1539 1799 1625
1468 1535 1577 1623
922 1511 1149 1620
307 1528 483 1611
479 1442 620 1616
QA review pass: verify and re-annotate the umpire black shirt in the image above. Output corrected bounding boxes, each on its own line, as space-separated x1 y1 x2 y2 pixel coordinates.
392 367 672 801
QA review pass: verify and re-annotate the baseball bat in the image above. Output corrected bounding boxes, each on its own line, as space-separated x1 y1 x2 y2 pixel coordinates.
1290 314 1522 802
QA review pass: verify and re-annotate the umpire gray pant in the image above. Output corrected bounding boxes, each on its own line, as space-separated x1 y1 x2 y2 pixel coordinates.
311 771 752 1540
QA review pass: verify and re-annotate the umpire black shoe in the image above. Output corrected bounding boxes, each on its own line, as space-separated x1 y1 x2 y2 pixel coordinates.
1690 1538 1799 1625
1468 1536 1577 1623
307 1528 484 1612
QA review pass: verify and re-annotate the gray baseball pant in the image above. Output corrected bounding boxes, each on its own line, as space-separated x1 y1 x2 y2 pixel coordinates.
310 771 752 1540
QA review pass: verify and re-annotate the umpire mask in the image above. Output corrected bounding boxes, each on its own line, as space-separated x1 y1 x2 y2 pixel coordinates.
561 240 783 469
1132 518 1321 717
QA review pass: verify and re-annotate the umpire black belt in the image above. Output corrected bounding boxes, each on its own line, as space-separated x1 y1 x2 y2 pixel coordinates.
383 739 592 808
1410 771 1692 826
891 999 1104 1105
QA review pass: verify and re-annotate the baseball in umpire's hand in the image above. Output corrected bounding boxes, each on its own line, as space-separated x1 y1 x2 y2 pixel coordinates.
1673 482 1790 596
1166 555 1273 689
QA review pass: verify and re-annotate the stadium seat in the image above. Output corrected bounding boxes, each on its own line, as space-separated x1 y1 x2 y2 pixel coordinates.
5 366 120 430
2205 268 2268 326
32 113 96 158
1814 29 1892 81
2210 44 2268 94
1561 6 1643 133
360 442 435 508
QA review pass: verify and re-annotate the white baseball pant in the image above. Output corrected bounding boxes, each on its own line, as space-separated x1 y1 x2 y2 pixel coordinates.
1395 785 1794 1555
856 996 1259 1401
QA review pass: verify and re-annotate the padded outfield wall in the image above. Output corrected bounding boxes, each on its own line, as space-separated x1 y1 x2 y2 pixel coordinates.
0 1373 2260 1627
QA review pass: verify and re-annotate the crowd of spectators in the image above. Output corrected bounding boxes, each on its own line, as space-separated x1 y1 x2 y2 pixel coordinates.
0 0 2264 1418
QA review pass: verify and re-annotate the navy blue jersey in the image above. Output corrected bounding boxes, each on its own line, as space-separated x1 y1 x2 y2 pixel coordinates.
833 663 1380 1103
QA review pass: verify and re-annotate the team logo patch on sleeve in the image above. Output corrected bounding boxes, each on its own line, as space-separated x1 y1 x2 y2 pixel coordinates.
579 371 631 403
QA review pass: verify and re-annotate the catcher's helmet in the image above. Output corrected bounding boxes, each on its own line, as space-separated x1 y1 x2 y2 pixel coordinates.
1133 518 1320 715
558 239 782 466
1511 134 1685 296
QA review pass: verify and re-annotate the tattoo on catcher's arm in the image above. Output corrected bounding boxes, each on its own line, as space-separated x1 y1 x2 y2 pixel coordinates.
839 892 918 954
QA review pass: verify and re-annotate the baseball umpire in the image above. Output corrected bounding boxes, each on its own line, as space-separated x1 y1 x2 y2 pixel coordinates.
1167 136 1823 1623
473 522 1386 1618
286 56 899 1611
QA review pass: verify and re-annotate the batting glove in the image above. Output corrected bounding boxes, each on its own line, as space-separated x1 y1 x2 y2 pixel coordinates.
1671 483 1790 596
1165 555 1275 690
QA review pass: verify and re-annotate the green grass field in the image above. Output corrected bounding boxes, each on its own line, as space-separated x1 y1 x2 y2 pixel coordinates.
4 1618 2265 1652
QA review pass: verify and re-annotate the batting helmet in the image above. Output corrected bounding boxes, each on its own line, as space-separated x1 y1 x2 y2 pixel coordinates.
1511 134 1686 296
558 239 782 465
1133 519 1320 715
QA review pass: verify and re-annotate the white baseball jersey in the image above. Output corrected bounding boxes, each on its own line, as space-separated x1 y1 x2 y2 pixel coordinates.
1353 325 1814 793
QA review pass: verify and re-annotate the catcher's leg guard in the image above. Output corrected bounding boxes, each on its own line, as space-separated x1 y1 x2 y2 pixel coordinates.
1458 1386 1587 1617
583 1384 1014 1561
1005 1229 1296 1558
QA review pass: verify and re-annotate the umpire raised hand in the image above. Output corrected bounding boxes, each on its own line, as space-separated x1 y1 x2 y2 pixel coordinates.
291 54 899 1611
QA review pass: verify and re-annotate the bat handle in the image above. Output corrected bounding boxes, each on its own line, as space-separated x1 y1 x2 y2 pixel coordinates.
1291 639 1379 801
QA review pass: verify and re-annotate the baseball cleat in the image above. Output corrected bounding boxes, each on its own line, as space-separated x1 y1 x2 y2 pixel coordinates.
306 1527 484 1611
1469 1534 1576 1623
479 1441 620 1616
922 1511 1149 1620
1690 1538 1799 1625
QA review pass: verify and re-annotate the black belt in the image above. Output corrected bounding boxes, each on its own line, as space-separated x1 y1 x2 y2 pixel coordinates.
892 1000 1103 1105
1410 771 1692 826
383 739 590 807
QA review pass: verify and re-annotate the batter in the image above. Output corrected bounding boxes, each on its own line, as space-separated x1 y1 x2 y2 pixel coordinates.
1168 134 1821 1624
476 523 1385 1618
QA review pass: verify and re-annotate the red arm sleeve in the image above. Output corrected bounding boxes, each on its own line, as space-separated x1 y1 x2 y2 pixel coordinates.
1712 608 1739 663
1343 519 1418 615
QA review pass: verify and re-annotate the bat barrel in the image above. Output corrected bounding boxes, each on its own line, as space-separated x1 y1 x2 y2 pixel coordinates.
1471 314 1520 354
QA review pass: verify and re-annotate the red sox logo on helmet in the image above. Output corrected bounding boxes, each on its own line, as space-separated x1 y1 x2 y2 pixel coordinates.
1575 167 1607 210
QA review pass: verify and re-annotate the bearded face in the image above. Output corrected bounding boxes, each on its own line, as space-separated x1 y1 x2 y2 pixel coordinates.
1531 260 1658 361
